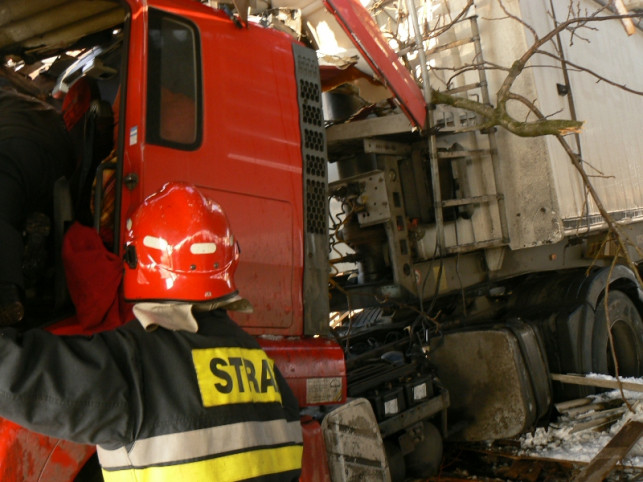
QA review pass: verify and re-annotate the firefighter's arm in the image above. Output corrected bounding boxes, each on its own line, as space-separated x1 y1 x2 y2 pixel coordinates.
0 327 137 446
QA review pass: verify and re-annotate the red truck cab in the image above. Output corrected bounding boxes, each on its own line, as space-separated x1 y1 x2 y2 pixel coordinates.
0 0 343 478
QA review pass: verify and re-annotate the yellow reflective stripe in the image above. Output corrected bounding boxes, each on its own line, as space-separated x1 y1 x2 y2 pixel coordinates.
192 347 282 407
97 420 303 469
101 445 303 482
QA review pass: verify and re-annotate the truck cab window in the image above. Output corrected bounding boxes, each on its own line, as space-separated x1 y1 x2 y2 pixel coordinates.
147 10 201 148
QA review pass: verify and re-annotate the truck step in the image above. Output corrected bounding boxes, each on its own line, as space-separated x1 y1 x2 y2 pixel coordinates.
426 37 476 55
444 81 484 96
434 125 484 134
437 148 493 159
399 36 476 57
440 194 503 208
445 237 507 254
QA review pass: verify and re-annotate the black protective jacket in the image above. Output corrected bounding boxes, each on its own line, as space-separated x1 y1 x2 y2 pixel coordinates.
0 310 303 481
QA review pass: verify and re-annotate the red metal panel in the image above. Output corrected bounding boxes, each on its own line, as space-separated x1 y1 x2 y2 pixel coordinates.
0 419 94 481
39 440 96 480
323 0 427 130
259 337 347 407
300 416 331 482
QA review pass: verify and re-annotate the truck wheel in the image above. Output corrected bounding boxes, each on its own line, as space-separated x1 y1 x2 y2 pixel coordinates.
592 290 643 377
384 440 406 482
404 421 443 478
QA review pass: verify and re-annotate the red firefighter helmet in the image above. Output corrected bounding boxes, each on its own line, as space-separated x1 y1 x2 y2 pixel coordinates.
123 182 239 302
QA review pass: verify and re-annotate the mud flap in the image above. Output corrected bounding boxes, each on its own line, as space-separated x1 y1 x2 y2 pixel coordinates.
429 320 551 441
321 398 392 481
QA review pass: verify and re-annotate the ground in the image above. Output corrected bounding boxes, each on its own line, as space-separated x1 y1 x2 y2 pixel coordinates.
429 375 643 480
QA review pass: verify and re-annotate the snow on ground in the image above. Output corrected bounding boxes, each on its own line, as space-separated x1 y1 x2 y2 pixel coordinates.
519 374 643 469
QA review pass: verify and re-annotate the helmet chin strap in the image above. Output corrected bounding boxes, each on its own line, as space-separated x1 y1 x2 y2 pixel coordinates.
193 294 253 314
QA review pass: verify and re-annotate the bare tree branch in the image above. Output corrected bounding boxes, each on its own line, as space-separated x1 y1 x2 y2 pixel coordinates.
497 0 539 42
431 85 584 137
534 49 643 96
426 0 475 39
429 6 643 137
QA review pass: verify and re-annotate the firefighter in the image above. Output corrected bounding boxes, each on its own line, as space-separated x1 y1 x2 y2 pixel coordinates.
0 182 303 481
0 79 75 325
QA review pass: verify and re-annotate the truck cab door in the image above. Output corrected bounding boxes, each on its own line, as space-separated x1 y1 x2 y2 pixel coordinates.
121 0 306 335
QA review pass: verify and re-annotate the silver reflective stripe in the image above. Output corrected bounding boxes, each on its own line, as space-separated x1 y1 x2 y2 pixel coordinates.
97 419 302 469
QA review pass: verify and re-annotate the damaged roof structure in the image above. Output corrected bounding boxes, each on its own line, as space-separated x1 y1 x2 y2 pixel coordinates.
0 0 429 127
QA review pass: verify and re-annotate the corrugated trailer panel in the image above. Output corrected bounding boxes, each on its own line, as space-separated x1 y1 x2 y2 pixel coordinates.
434 0 564 250
474 0 643 249
522 0 643 231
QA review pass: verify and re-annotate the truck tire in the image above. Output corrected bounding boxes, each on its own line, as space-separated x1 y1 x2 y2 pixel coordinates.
404 421 443 478
384 440 406 482
592 290 643 378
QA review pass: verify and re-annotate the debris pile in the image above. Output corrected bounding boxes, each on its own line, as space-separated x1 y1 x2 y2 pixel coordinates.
428 376 643 481
520 375 643 474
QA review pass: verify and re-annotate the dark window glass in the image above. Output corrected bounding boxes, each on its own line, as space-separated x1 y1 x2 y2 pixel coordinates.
147 10 201 148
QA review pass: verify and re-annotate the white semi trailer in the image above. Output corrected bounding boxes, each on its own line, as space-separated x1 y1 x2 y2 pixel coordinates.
315 0 643 443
